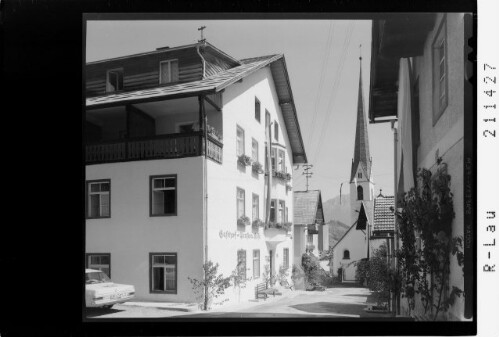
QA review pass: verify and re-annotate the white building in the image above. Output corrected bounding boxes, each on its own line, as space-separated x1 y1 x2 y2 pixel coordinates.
85 41 307 305
369 13 471 320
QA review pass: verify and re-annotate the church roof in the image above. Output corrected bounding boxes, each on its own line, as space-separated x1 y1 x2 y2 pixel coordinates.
350 58 372 182
373 195 395 232
293 190 324 226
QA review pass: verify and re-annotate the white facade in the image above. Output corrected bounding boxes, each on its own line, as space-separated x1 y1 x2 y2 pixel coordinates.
86 62 297 306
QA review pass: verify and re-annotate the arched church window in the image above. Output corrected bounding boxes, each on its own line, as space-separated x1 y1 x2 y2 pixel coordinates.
357 186 363 200
343 250 350 259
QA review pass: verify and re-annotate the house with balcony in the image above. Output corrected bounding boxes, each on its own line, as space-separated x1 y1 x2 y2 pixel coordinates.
85 41 307 305
369 13 472 320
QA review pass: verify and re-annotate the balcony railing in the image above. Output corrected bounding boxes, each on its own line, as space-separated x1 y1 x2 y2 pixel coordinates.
86 132 223 164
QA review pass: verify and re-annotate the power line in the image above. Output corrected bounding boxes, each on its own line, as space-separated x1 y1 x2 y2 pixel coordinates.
311 22 355 163
306 21 335 148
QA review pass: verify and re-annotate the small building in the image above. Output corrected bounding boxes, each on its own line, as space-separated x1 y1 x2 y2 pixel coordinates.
293 190 327 260
85 40 307 306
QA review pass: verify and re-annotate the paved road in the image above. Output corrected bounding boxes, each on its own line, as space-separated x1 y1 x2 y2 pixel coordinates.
86 286 395 319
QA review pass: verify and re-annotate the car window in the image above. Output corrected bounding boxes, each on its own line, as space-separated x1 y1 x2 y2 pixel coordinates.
86 271 111 284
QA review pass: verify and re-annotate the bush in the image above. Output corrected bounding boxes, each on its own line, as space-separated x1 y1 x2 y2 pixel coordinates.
301 253 322 288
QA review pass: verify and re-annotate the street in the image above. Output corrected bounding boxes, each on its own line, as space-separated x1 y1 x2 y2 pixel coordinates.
86 285 397 319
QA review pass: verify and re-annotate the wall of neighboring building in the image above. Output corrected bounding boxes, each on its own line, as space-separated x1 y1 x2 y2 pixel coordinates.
398 13 465 320
206 66 294 304
86 157 204 303
332 226 367 281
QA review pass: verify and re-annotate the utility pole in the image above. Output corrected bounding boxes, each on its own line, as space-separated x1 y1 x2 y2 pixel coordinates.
302 164 313 191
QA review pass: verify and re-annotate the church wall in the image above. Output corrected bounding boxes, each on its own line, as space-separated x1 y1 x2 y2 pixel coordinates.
332 226 367 281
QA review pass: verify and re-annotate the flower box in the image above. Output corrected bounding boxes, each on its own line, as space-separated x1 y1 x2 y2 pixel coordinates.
237 215 250 226
237 154 252 166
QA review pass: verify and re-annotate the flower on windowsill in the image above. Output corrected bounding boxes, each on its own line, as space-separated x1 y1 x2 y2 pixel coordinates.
237 154 252 167
252 161 264 174
285 173 292 181
286 183 293 191
237 215 250 226
252 219 264 230
306 244 315 252
265 221 292 232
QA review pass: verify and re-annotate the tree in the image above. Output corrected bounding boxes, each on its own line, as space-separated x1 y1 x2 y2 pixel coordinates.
188 261 231 311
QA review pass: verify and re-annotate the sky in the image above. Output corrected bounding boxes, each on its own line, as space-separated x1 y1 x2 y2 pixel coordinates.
86 19 394 201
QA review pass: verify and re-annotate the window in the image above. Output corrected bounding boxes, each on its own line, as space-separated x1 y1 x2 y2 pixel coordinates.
343 250 350 260
285 207 289 222
177 122 195 133
86 180 110 218
307 234 313 244
270 199 276 222
150 175 177 216
274 121 279 141
253 250 260 278
265 110 270 129
252 193 259 222
160 59 179 84
252 139 259 162
271 148 277 172
236 126 245 156
357 185 364 200
86 253 111 277
237 250 247 281
255 98 261 122
278 149 285 172
283 248 289 269
150 253 177 293
358 172 362 179
237 188 245 219
278 200 285 223
432 16 448 123
106 68 123 92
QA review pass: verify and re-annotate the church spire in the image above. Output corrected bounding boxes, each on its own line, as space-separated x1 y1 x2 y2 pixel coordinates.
350 50 372 182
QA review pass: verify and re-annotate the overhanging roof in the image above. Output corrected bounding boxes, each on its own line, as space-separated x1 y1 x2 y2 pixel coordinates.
373 195 395 232
293 190 324 225
86 53 307 164
369 14 436 124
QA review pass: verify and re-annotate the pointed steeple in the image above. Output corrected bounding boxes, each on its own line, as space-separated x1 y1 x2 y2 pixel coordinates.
350 52 372 182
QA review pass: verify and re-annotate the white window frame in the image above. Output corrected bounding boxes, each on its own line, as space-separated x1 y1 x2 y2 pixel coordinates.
252 193 259 222
278 200 285 223
106 68 123 92
87 180 110 218
87 253 111 277
274 121 279 141
159 59 179 84
432 15 448 124
237 187 246 219
150 175 177 216
278 149 285 172
253 249 260 278
252 138 259 162
236 126 245 156
150 253 177 293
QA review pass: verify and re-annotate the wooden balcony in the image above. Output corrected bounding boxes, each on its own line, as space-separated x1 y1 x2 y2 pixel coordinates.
86 132 223 165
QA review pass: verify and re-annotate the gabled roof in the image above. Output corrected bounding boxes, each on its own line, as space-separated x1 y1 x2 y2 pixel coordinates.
293 190 324 225
332 221 357 250
355 202 370 230
86 52 307 164
373 195 395 232
350 59 372 182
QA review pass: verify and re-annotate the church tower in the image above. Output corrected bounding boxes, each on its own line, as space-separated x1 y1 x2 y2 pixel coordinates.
349 54 374 226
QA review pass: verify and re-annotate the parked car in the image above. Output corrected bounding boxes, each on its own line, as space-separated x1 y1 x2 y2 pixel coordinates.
85 269 135 309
